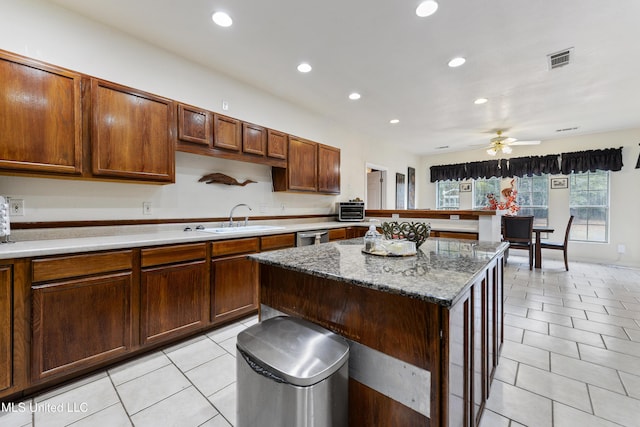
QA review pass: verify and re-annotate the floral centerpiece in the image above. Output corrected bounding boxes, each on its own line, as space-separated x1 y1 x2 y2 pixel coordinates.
485 179 520 215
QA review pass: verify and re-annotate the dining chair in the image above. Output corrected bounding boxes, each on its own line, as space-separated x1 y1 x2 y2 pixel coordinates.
502 215 534 270
540 215 574 271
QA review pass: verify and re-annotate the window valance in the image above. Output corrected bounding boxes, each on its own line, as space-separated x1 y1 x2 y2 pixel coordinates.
430 147 623 182
560 147 623 174
464 159 507 180
429 163 466 182
503 154 560 177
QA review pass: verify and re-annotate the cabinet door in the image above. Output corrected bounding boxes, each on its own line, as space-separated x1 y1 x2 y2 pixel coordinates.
32 272 132 381
0 265 11 391
267 129 287 160
211 255 258 324
178 103 211 146
213 114 241 151
91 79 175 182
318 144 340 194
141 260 209 345
0 51 82 175
242 122 266 156
288 137 318 192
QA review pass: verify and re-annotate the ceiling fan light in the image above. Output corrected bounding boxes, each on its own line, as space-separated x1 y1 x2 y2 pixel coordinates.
487 148 497 156
502 145 513 154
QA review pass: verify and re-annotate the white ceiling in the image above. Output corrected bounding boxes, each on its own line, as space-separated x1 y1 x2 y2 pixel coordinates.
46 0 640 155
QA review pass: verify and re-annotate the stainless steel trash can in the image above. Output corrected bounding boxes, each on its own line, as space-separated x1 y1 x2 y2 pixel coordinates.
236 316 349 427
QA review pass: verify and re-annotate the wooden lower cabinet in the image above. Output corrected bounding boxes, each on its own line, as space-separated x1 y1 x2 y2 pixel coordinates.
141 260 209 345
211 238 260 325
328 228 347 241
1 265 11 391
31 272 132 381
211 255 258 324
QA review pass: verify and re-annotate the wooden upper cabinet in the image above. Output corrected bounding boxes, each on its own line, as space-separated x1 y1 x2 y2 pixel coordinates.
0 50 83 175
242 122 266 156
213 114 241 151
318 143 340 194
177 103 211 147
267 129 287 160
287 136 318 192
90 79 175 183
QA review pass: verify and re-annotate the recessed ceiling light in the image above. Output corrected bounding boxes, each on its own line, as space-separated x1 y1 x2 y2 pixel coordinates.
211 11 232 27
448 57 466 67
474 98 488 105
348 92 361 100
297 63 312 73
389 119 400 124
416 1 439 17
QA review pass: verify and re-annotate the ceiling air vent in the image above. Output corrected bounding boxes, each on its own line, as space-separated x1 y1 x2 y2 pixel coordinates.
548 48 573 70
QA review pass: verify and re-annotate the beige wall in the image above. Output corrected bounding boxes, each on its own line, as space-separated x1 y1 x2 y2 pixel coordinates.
0 0 417 222
418 129 640 267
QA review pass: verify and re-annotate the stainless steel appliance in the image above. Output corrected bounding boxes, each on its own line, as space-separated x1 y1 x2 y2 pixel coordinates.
337 201 365 222
296 229 329 246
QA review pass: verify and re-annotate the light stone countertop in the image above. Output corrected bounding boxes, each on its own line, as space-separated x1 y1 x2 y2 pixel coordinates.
0 221 352 260
0 218 479 260
250 238 508 307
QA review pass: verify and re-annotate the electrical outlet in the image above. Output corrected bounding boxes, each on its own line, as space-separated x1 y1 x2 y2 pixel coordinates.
142 202 152 215
280 203 285 211
259 203 267 213
617 244 626 254
9 199 24 216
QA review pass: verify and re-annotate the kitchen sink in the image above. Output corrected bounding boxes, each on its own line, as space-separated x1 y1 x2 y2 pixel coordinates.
198 225 286 234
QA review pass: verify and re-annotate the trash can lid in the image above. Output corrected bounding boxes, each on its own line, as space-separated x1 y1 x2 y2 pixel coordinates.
237 316 349 387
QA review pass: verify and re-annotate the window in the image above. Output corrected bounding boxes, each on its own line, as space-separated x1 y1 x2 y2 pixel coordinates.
436 181 460 209
516 175 549 227
473 177 501 209
569 170 609 242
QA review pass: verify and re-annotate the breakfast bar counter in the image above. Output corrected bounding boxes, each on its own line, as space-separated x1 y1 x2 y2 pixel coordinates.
250 238 508 427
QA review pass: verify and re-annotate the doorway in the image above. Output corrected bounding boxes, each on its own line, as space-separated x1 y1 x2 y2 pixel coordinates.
366 164 387 209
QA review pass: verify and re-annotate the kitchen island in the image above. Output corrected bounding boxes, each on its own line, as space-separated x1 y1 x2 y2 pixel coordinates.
250 237 508 427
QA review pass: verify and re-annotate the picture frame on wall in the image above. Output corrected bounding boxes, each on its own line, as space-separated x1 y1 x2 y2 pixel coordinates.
396 173 406 209
551 177 569 189
407 167 416 209
460 182 472 192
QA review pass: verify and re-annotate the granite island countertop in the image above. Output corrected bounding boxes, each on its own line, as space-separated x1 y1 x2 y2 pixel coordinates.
250 237 509 307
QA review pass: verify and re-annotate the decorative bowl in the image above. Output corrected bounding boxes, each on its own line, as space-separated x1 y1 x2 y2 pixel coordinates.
380 221 431 248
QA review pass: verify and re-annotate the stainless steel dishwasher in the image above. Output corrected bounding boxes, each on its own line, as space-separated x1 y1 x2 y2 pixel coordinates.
296 229 329 246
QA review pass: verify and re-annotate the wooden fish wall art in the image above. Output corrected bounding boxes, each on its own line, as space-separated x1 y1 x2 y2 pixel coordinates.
199 173 256 186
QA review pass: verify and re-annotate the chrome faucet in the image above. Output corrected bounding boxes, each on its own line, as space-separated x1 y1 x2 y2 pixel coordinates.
229 203 252 227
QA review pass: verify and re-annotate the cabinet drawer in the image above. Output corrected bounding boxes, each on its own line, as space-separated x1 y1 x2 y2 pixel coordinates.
211 238 260 257
32 250 133 283
328 228 347 241
141 243 207 268
261 233 295 251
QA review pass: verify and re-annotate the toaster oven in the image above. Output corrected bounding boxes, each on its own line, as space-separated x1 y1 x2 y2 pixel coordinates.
337 202 365 222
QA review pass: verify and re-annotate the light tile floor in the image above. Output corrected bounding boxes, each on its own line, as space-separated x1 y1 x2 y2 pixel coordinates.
1 256 639 426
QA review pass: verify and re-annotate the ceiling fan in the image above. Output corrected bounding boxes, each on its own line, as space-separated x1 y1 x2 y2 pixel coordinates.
485 130 540 156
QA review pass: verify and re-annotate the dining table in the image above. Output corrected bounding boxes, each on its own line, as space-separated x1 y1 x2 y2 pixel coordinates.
533 226 555 268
